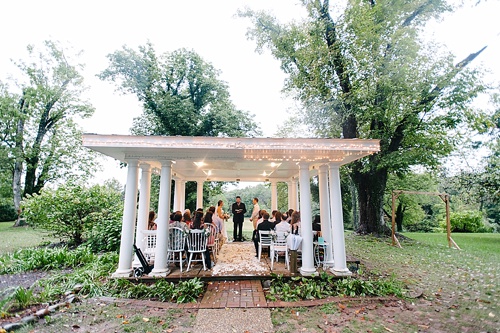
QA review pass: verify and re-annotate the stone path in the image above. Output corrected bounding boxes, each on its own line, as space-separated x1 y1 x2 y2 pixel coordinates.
193 308 273 333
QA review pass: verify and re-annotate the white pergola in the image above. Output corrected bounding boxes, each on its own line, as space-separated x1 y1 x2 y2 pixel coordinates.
83 134 380 277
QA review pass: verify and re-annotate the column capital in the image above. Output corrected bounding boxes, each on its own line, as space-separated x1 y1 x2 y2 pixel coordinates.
125 159 139 167
297 161 310 169
319 164 329 173
328 163 340 170
139 162 152 171
159 159 174 167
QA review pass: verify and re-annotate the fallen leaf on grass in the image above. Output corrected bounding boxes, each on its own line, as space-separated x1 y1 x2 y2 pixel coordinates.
116 314 124 318
488 312 495 318
418 325 430 329
383 327 394 332
72 324 80 329
122 320 129 324
142 317 150 322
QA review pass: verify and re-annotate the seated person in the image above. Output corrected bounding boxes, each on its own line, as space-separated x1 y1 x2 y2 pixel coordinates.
290 211 301 235
275 212 291 233
208 206 223 233
312 215 321 241
148 210 157 230
191 211 204 230
269 210 278 223
182 211 192 229
170 211 188 232
253 212 274 257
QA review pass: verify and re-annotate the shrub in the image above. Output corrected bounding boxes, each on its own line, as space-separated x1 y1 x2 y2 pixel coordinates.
22 182 123 246
0 203 17 222
85 207 123 252
448 210 486 233
0 246 97 274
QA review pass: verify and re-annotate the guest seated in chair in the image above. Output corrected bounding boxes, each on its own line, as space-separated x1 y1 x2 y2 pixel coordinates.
253 211 274 257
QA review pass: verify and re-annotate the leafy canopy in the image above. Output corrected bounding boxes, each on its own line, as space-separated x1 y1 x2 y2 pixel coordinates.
99 43 261 137
240 0 490 233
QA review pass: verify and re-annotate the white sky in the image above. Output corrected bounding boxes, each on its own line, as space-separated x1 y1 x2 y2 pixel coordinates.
1 0 499 186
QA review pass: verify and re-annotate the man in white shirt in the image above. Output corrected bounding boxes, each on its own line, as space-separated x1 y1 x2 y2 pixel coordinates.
250 197 260 230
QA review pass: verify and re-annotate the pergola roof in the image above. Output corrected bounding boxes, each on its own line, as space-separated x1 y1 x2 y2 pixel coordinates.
83 134 380 182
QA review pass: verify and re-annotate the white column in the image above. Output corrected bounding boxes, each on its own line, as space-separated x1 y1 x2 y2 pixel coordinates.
271 181 278 211
134 163 152 264
196 180 204 209
298 162 317 276
292 178 299 210
329 164 351 276
151 160 173 277
173 178 182 211
113 160 139 277
287 181 293 209
180 180 186 211
318 165 334 267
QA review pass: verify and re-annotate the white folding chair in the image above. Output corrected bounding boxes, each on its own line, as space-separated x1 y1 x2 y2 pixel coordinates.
167 227 187 272
186 229 208 271
142 230 157 264
258 230 273 260
271 232 289 270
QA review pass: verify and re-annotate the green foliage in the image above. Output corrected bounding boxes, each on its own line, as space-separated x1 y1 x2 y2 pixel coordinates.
99 44 261 138
21 182 123 246
0 202 17 222
0 40 98 213
266 272 404 302
12 287 35 309
240 1 489 234
0 246 97 274
448 210 490 233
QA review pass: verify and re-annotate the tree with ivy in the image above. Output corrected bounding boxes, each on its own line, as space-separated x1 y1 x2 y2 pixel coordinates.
0 41 98 224
240 0 490 234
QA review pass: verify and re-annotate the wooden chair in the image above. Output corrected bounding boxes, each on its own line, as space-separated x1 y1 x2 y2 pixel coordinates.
258 230 273 260
167 227 187 272
205 224 219 263
186 229 208 271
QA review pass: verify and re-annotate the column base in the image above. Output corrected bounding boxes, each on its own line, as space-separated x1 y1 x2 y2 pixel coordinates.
300 267 318 276
111 269 133 278
330 268 352 277
323 260 335 268
150 268 171 277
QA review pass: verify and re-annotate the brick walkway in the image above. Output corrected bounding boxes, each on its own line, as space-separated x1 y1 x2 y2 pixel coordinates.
200 280 267 308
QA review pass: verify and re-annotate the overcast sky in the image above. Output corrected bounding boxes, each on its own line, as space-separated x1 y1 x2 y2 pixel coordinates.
1 0 499 185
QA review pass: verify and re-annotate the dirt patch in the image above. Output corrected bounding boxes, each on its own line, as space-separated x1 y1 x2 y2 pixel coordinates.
10 298 197 333
0 271 49 299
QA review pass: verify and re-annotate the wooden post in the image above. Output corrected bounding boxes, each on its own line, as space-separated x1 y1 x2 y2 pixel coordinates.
391 191 396 246
441 194 461 250
391 191 402 248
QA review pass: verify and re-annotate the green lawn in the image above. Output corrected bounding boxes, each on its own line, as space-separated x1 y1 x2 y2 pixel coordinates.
0 221 54 255
271 232 500 333
404 232 500 258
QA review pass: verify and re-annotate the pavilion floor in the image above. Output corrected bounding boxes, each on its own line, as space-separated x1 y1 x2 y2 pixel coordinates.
131 241 359 282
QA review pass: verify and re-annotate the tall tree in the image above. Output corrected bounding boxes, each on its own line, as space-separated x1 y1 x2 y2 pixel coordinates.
0 41 97 221
99 44 261 137
99 44 262 210
240 0 489 234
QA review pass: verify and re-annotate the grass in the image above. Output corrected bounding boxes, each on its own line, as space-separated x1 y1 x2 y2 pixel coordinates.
0 221 55 255
404 232 500 257
269 232 500 333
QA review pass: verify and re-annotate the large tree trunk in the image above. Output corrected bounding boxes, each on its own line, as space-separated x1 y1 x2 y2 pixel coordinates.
395 202 404 232
12 95 27 227
353 166 389 235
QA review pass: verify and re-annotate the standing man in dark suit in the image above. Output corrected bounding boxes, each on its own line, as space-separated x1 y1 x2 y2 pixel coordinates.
231 196 246 241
